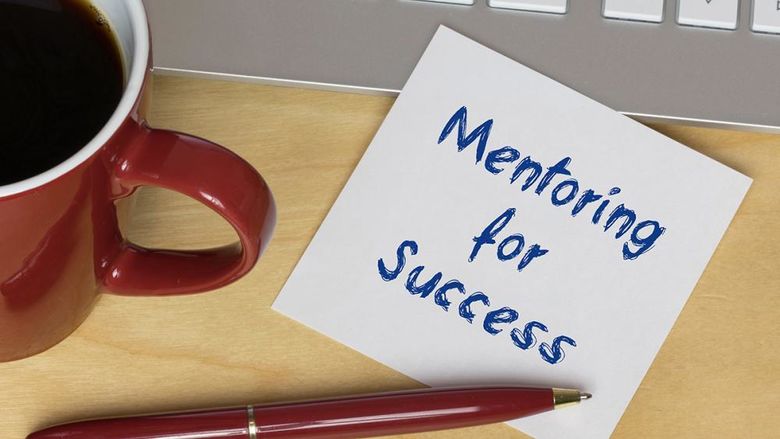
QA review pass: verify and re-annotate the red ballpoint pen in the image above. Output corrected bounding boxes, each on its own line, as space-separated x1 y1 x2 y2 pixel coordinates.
28 386 591 439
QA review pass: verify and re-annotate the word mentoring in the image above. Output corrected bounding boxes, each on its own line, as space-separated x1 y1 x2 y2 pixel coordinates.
438 106 666 260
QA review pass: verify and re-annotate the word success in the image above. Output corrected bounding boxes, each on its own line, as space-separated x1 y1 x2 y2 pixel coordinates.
377 237 577 365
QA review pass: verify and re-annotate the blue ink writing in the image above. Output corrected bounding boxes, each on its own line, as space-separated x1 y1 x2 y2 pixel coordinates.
379 239 576 365
539 336 577 365
433 279 466 311
483 307 519 335
470 208 549 272
378 240 418 281
438 106 665 260
405 266 442 298
438 106 493 164
459 292 490 324
510 321 549 350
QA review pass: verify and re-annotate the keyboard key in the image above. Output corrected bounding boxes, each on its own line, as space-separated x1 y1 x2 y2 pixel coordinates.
413 0 475 5
488 0 568 14
603 0 664 23
677 0 739 30
752 0 780 33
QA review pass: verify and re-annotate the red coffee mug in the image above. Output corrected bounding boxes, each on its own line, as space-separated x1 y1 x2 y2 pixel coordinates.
0 0 275 362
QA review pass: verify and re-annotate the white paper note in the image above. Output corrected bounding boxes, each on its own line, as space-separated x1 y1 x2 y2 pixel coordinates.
273 27 751 439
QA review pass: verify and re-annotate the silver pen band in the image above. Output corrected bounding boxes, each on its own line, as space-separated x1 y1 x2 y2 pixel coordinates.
247 405 257 439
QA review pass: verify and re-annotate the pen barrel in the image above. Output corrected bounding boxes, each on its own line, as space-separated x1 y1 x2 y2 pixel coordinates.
254 387 554 439
28 407 250 439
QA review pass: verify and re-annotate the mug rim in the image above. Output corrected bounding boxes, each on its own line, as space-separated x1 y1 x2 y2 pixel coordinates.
0 0 149 198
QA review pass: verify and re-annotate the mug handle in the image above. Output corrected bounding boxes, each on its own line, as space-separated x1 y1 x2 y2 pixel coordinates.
103 126 275 296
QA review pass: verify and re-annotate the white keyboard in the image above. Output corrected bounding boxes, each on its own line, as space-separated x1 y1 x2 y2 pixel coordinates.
421 0 780 33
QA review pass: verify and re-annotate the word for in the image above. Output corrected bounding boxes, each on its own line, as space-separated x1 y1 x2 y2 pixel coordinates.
470 208 549 273
377 239 577 365
437 106 666 260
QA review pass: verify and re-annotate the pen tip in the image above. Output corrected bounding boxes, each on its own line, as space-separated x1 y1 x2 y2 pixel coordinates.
552 389 591 408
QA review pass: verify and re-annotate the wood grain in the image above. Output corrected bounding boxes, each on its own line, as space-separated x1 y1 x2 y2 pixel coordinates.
1 75 778 438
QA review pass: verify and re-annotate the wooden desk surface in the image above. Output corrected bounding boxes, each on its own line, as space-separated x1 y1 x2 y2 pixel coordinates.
2 75 778 438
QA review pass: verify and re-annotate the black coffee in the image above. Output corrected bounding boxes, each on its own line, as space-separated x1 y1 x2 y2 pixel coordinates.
0 0 123 185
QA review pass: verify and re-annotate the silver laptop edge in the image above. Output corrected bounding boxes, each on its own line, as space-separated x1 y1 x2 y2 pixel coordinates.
145 0 780 134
